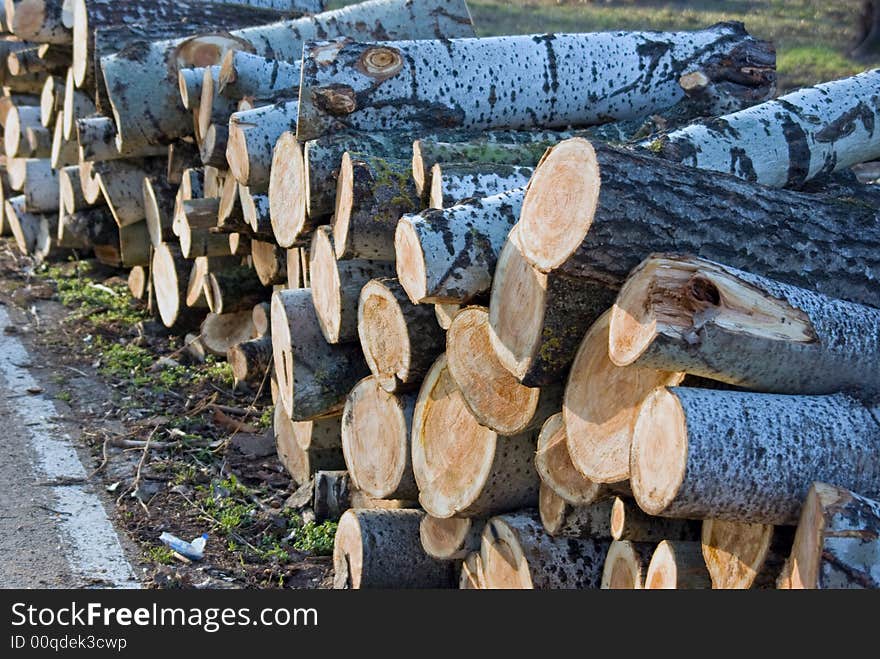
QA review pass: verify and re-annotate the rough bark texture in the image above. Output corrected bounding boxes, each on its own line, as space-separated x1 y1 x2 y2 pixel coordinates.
333 509 454 589
207 267 266 314
420 516 485 561
396 187 523 304
271 287 369 421
21 157 58 212
56 207 117 251
611 497 700 543
642 69 880 188
227 335 273 385
610 254 880 398
333 152 420 260
297 23 770 140
631 387 880 525
313 470 350 523
218 50 300 99
200 311 255 357
357 277 445 393
539 484 614 538
7 0 71 44
498 139 880 385
429 162 532 209
100 0 475 151
778 482 880 589
481 511 609 589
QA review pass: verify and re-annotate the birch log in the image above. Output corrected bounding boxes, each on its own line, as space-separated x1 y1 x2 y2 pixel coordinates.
601 540 655 589
395 188 523 304
4 104 40 157
332 152 419 260
340 377 418 500
610 497 700 543
270 287 369 421
274 403 344 486
62 68 93 140
297 23 769 140
21 157 58 212
534 412 628 506
6 0 70 44
151 242 201 329
645 540 711 589
493 138 880 386
420 516 485 561
333 509 454 589
447 306 560 435
227 335 273 385
428 163 532 209
357 277 444 393
5 194 39 254
778 483 880 589
100 0 475 152
642 69 880 188
200 311 255 357
631 387 880 525
227 100 298 187
411 354 539 518
207 268 266 314
538 483 613 538
480 511 609 589
702 519 792 589
251 240 287 287
94 159 161 227
564 310 683 484
309 225 395 344
56 207 116 252
293 415 341 452
143 176 177 246
50 113 79 168
609 254 880 398
178 66 206 111
218 51 300 99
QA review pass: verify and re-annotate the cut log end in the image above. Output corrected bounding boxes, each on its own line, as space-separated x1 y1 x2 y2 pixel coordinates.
341 377 411 499
447 306 541 435
270 290 295 418
420 515 474 561
480 517 533 589
394 217 428 303
487 229 547 381
601 540 649 589
564 310 683 483
609 255 815 367
535 413 603 505
332 152 355 258
518 137 601 271
226 121 249 184
71 0 89 87
268 131 306 248
630 387 688 516
309 226 342 343
358 279 411 391
411 355 497 519
701 519 774 590
646 540 712 589
151 243 182 328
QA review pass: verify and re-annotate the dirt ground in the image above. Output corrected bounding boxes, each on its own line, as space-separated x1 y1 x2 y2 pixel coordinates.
0 238 334 589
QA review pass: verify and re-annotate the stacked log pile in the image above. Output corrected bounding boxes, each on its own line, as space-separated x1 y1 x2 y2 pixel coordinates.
3 0 879 589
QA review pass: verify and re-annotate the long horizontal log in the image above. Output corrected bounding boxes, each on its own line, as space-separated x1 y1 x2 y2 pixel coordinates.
395 187 523 304
333 509 454 589
493 138 880 385
480 511 609 589
333 152 420 260
411 354 539 518
447 305 560 435
357 277 444 393
100 0 474 151
297 23 770 140
643 69 880 188
610 497 700 543
609 254 880 398
271 287 369 421
631 387 880 525
341 377 418 500
777 482 880 589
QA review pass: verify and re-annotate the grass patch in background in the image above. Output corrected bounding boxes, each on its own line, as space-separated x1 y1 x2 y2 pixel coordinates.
328 0 878 90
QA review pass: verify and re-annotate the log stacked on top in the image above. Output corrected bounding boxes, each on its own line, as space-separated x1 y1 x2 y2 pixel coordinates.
2 0 879 589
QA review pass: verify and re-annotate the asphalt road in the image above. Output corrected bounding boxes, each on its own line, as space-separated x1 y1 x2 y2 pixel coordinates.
0 304 139 589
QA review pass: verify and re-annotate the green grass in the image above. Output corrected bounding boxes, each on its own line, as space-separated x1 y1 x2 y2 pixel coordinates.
330 0 878 90
145 545 176 565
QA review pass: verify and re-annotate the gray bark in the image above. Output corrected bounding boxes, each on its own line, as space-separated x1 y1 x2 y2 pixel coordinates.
297 23 768 140
429 162 532 209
